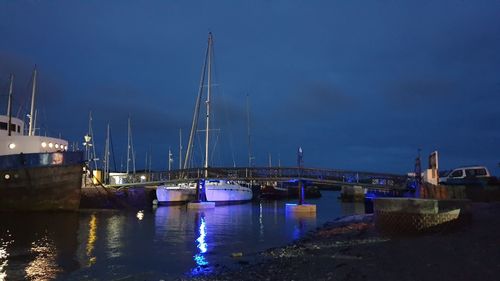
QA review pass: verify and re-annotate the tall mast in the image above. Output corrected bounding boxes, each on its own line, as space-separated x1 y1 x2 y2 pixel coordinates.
104 123 110 183
184 36 209 170
168 147 173 171
88 111 98 170
7 74 13 136
33 109 38 135
28 67 37 136
127 116 131 174
179 128 183 169
246 94 253 167
204 32 213 178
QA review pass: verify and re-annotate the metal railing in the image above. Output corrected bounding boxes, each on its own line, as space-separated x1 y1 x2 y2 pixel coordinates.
120 166 408 190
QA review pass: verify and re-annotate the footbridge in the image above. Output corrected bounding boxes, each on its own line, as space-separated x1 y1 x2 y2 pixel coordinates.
106 166 409 192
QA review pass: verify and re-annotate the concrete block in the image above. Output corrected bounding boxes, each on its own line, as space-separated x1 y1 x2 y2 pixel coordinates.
374 198 438 214
340 185 365 202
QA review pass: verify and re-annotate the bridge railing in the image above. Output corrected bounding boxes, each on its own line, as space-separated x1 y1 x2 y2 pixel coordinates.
151 167 408 189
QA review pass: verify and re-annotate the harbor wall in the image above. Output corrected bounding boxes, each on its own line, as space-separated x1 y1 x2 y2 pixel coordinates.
80 186 156 209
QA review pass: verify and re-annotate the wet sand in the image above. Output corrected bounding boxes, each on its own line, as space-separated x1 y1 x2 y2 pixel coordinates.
183 202 500 281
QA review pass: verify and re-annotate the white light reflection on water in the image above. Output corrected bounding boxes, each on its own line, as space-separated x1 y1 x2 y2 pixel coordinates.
25 236 60 281
136 210 144 221
0 238 8 281
106 214 125 259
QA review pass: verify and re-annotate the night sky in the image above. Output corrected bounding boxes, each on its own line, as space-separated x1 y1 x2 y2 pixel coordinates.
1 1 499 174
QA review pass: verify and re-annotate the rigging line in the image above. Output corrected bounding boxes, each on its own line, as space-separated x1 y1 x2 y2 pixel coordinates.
196 133 204 168
110 126 117 172
211 46 237 167
184 38 209 169
210 129 220 165
16 74 32 119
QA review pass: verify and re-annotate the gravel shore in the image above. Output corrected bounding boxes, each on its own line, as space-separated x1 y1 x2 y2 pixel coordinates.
182 203 500 281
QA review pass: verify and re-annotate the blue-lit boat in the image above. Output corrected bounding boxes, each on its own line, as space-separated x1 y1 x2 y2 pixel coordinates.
0 69 84 211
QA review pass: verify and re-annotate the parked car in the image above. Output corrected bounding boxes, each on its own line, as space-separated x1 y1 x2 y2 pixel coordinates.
440 166 493 185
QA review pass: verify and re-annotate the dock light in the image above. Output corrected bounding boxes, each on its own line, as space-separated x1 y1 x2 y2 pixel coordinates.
140 175 146 181
41 142 47 148
49 142 53 148
8 143 16 149
64 146 68 151
4 174 10 180
55 144 59 149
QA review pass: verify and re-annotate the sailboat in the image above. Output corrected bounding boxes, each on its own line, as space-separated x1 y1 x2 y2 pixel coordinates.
156 32 252 205
0 68 84 211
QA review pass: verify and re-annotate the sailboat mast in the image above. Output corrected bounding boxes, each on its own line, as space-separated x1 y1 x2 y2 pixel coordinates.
88 111 98 171
179 128 183 169
168 147 173 171
104 123 110 183
127 116 131 174
184 38 209 170
246 94 253 167
7 74 13 136
28 67 37 136
204 32 213 178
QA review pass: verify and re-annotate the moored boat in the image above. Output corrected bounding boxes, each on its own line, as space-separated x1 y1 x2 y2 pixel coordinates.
204 179 253 204
0 69 84 211
157 33 252 205
156 182 197 205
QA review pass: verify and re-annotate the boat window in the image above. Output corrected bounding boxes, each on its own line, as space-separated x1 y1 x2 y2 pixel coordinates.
17 125 20 133
0 122 6 130
9 124 15 132
450 170 463 178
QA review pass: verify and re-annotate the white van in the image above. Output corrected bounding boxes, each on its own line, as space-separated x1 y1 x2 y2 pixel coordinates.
440 166 491 185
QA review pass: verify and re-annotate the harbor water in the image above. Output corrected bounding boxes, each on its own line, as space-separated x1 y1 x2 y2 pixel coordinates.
0 191 365 280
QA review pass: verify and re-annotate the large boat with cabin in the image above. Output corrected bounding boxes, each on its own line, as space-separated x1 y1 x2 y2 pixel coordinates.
0 69 84 211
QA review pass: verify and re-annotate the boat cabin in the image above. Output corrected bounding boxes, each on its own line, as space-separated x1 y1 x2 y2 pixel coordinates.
0 115 68 156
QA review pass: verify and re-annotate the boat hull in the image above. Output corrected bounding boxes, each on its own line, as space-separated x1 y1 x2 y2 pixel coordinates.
205 182 253 204
156 187 196 205
0 152 84 211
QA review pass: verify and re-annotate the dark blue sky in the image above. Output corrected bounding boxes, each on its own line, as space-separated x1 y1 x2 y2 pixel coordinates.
1 0 499 174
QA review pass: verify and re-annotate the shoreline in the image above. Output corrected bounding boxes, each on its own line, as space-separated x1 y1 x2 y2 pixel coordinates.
182 202 500 281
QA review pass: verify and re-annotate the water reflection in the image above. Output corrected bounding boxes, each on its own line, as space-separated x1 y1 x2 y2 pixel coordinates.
259 203 264 240
0 191 366 280
86 213 98 266
136 210 144 221
105 214 125 259
285 211 317 240
25 236 59 280
0 237 10 281
0 212 79 281
191 212 212 276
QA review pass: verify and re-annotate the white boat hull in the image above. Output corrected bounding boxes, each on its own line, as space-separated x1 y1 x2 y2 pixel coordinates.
156 184 197 205
204 180 253 203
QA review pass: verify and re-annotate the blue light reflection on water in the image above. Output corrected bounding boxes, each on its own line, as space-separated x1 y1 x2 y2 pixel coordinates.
196 216 208 254
191 213 212 276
